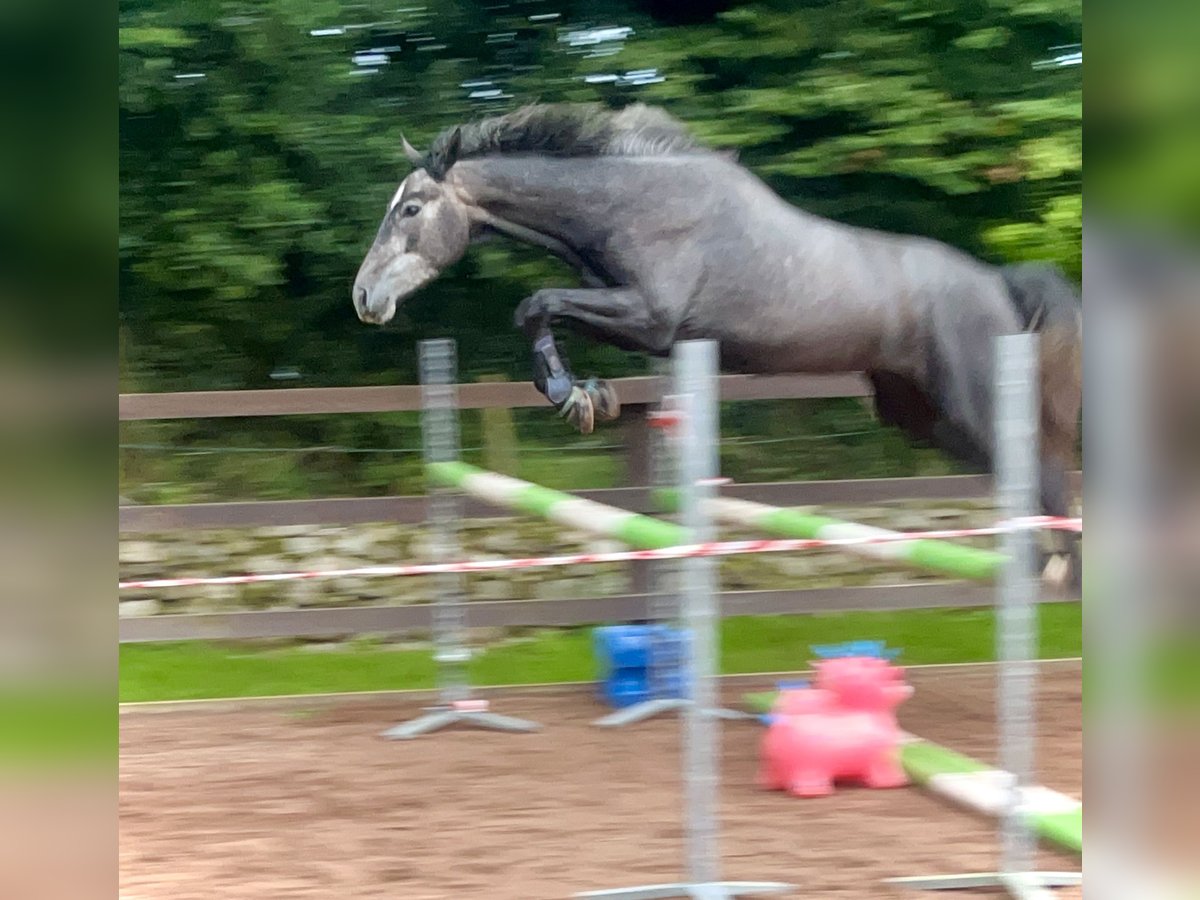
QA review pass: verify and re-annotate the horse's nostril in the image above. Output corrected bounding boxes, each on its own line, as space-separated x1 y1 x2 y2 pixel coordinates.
355 287 367 309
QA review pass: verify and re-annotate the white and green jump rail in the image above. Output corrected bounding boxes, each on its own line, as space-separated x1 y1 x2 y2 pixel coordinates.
743 691 1082 853
428 462 1081 852
657 491 1006 583
899 735 1082 853
677 490 1078 852
431 462 1004 581
427 461 688 550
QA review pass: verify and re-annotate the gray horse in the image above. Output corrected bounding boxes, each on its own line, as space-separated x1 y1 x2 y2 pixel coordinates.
352 103 1082 584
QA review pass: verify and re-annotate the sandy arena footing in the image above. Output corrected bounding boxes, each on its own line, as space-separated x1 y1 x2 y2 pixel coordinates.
120 661 1081 900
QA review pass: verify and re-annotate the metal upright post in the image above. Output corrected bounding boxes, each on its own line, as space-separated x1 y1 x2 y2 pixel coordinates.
595 358 690 727
382 338 540 740
885 334 1080 895
595 357 746 729
678 340 722 892
577 340 792 899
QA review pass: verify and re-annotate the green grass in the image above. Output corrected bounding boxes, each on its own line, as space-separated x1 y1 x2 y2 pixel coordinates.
119 603 1083 703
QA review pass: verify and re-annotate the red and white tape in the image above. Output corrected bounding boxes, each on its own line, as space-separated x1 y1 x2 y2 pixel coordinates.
118 516 1080 591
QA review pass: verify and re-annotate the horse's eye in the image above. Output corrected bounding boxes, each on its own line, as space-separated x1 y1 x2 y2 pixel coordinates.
401 202 422 218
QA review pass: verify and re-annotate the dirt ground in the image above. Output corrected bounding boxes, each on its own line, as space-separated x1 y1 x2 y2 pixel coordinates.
119 661 1081 900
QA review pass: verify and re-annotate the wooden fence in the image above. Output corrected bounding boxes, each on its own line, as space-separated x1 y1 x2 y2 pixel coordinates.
119 373 1079 643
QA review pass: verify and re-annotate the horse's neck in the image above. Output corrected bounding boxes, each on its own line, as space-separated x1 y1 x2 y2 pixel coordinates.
454 158 608 249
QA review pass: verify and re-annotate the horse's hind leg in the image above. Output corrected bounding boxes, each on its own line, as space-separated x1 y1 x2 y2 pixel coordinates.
1040 453 1082 595
931 418 991 473
869 371 939 446
925 390 1077 590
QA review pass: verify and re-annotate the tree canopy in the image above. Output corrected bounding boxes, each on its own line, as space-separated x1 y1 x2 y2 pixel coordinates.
119 0 1080 500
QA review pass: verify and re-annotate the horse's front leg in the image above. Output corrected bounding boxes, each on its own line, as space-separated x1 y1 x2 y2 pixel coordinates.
527 320 614 434
514 287 670 434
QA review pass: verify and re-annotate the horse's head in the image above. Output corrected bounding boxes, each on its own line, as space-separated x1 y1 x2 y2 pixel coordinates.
352 133 471 325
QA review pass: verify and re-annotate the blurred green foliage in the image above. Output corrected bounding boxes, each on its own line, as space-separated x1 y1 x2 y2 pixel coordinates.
119 0 1080 500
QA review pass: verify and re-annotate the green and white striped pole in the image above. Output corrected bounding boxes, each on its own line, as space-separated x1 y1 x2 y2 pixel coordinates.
899 737 1083 854
743 689 1081 854
658 492 1006 583
430 464 1008 584
427 460 688 550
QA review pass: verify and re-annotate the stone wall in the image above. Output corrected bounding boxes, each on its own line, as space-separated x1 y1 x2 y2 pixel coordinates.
119 500 1001 620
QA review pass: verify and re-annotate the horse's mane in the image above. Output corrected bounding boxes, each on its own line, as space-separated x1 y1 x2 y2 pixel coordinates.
419 103 710 178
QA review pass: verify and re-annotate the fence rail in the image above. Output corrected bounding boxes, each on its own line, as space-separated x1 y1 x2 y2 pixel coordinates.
122 583 1075 643
118 373 1080 644
119 372 871 420
118 474 1017 532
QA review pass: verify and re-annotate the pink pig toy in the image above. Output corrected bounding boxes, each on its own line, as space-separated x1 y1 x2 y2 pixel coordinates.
814 657 910 718
759 657 913 798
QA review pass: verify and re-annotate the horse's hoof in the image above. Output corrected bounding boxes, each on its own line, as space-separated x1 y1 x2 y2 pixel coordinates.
558 384 595 434
582 377 620 422
1040 552 1082 599
1041 553 1070 589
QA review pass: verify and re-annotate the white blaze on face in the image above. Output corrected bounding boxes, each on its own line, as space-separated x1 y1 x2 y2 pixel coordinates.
387 176 410 213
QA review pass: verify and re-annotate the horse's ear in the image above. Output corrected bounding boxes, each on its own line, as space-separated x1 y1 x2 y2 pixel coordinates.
427 126 463 181
444 126 463 166
401 134 423 167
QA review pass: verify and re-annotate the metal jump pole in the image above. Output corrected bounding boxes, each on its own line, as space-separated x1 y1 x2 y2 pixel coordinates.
577 340 792 900
595 357 745 728
885 334 1081 896
381 338 541 740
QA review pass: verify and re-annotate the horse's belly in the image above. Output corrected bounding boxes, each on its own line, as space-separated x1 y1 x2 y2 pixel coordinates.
714 328 886 375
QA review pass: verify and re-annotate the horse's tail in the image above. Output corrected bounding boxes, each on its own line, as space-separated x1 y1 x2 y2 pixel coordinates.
999 262 1083 498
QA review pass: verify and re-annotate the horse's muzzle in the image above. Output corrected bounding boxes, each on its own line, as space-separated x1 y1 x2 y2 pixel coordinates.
352 253 436 325
354 290 396 325
352 278 397 324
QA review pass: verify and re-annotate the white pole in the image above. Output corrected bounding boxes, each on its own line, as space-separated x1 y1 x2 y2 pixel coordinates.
593 356 692 728
577 340 790 898
994 332 1041 888
676 339 722 886
884 333 1081 896
423 338 470 706
382 338 540 739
